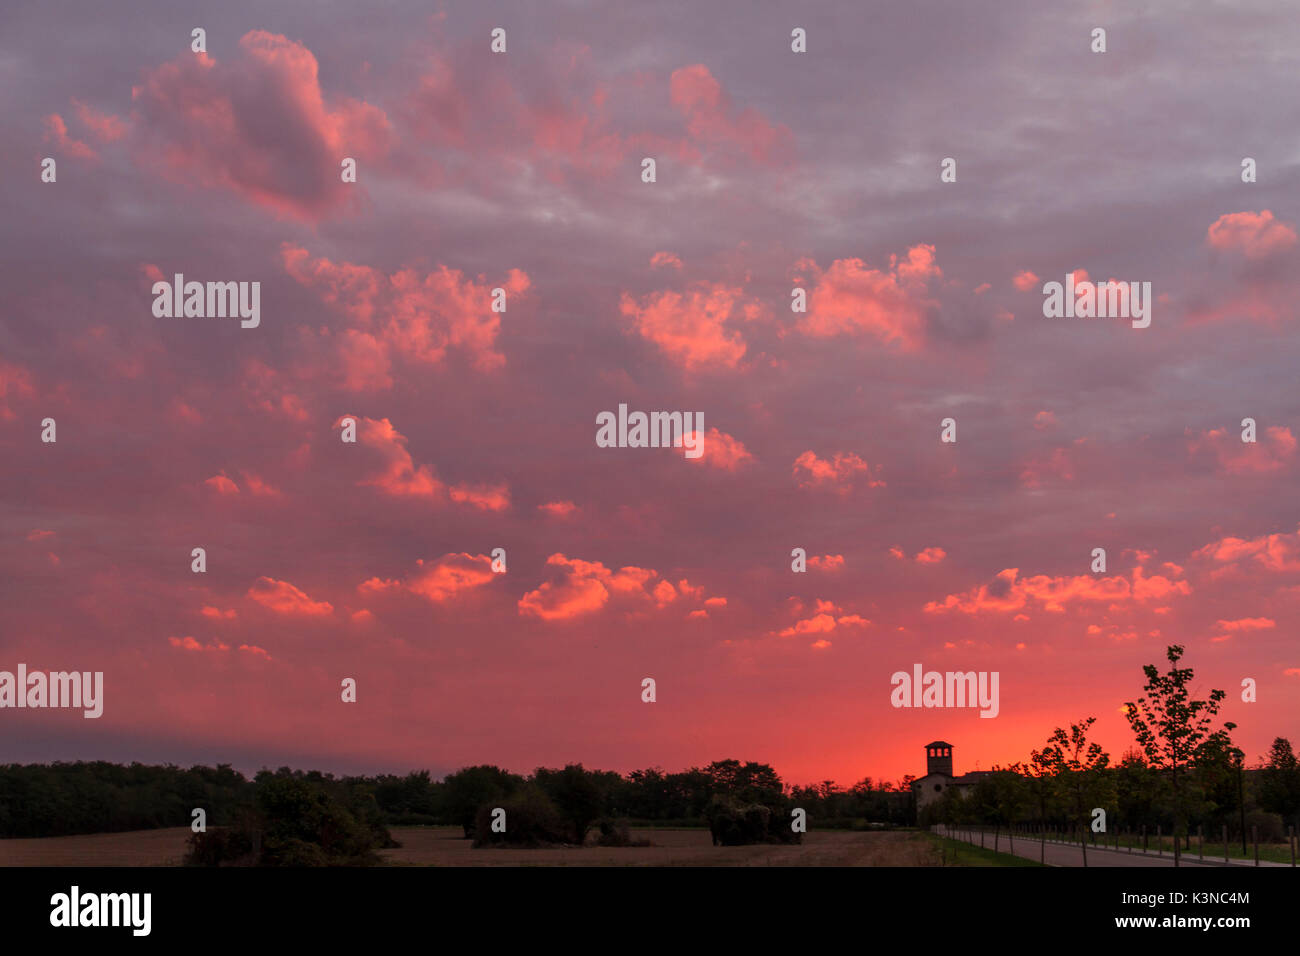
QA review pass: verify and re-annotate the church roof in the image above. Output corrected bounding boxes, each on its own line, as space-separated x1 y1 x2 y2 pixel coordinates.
924 740 954 748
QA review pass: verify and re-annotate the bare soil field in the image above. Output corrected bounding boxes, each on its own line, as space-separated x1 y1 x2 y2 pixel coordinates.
0 827 192 867
0 826 941 867
383 827 941 866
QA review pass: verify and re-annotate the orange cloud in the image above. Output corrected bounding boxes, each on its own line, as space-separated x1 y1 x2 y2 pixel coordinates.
619 281 752 370
284 245 528 376
792 246 940 350
1187 426 1296 475
793 450 883 494
247 576 334 616
777 599 870 641
925 566 1189 616
518 554 719 621
169 636 270 659
348 416 443 500
685 428 754 470
449 482 511 512
1194 524 1300 573
1207 210 1297 259
914 547 947 565
199 606 237 620
169 636 228 653
131 31 392 220
1216 617 1275 632
360 553 497 603
808 554 845 571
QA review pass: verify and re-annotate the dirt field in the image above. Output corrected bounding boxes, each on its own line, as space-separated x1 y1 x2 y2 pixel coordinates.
384 827 941 866
0 827 192 867
0 826 942 867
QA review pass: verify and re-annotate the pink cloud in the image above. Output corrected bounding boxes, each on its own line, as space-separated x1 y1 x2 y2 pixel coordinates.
777 599 869 639
42 114 96 162
1019 447 1075 487
130 31 393 220
1195 524 1300 573
241 472 283 498
792 246 940 350
538 500 578 518
807 554 845 571
793 450 884 494
448 482 511 512
650 251 683 270
1206 210 1297 259
242 359 311 422
518 554 718 621
1216 617 1275 633
360 553 496 603
169 636 270 660
71 98 127 142
1012 270 1039 291
349 416 443 501
199 606 237 620
685 428 754 470
914 547 947 565
669 65 794 166
169 636 228 653
925 566 1189 616
284 245 529 376
403 46 628 180
619 281 752 370
204 474 240 496
1187 426 1296 475
247 576 334 616
0 358 34 420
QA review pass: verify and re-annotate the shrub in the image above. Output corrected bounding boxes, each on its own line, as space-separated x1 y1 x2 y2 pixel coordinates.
184 826 255 867
472 785 569 847
594 817 649 847
705 794 801 846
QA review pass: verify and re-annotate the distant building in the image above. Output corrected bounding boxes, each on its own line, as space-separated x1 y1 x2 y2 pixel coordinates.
910 741 991 810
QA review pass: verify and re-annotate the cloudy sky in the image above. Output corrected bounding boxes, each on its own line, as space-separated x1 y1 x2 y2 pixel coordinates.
1 0 1297 786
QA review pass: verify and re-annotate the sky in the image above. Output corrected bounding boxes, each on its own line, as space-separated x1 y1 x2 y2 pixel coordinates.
1 0 1298 788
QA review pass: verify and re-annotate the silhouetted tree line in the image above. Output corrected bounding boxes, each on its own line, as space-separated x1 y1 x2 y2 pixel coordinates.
0 756 915 851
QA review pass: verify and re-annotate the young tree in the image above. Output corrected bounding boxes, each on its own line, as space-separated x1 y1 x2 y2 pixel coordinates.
1038 718 1113 866
1124 644 1236 866
1013 752 1058 864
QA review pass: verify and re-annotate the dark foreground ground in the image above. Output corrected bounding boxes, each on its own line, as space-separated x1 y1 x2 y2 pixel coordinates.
0 826 954 867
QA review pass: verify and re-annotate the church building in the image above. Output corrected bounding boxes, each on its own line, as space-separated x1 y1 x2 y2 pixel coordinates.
910 741 991 810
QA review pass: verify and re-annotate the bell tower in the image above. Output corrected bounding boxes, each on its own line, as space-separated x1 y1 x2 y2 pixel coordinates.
925 740 954 777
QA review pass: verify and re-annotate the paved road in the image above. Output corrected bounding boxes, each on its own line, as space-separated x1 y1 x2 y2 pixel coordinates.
936 827 1291 868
